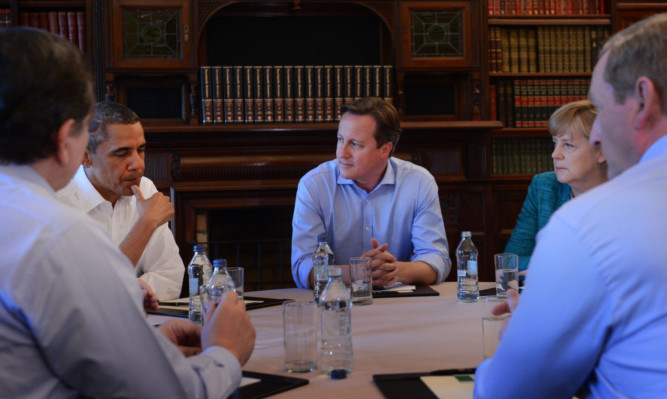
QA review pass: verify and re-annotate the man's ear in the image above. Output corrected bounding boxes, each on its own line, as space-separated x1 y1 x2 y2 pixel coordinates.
381 141 393 159
54 119 77 166
82 148 93 167
633 77 659 130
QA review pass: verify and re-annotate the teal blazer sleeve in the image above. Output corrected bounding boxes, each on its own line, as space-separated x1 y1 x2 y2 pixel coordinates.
504 172 571 271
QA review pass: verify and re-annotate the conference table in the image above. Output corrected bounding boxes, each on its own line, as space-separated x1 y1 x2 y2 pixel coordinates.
150 282 495 398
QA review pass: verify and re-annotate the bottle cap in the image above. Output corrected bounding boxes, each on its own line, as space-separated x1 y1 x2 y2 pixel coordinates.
330 369 347 379
461 231 471 238
213 258 228 268
317 233 328 242
193 244 207 252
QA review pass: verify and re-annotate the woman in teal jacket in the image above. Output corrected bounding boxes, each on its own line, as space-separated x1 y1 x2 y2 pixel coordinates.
505 100 607 272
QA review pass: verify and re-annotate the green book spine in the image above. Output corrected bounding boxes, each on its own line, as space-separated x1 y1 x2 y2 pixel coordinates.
264 66 274 123
273 65 284 123
314 65 325 123
324 66 334 123
253 66 264 123
222 66 235 124
284 65 295 123
243 66 255 123
212 66 223 124
294 66 305 123
334 65 344 121
200 66 213 125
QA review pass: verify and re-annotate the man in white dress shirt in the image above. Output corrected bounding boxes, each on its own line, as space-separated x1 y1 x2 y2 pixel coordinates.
58 101 184 300
0 27 255 398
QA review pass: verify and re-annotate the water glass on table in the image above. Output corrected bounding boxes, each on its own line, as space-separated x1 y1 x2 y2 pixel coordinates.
494 253 519 298
225 267 244 301
283 300 318 373
481 296 511 359
349 256 373 305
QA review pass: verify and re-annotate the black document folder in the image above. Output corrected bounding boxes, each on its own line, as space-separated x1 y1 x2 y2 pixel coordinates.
150 296 289 318
373 368 476 399
229 371 308 399
372 284 439 298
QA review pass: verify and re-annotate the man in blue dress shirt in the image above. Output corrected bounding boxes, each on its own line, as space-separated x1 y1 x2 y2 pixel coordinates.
474 13 667 398
291 98 451 288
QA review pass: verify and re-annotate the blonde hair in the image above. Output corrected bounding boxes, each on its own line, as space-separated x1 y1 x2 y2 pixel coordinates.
548 99 598 139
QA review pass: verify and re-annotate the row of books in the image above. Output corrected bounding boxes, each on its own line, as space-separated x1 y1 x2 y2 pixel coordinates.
490 78 590 128
492 138 555 175
200 65 394 125
0 9 11 29
488 0 606 16
489 26 610 73
17 11 86 53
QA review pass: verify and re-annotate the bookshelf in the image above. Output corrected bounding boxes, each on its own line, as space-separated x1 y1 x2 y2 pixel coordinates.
486 0 612 176
54 1 661 284
7 1 103 99
9 1 89 53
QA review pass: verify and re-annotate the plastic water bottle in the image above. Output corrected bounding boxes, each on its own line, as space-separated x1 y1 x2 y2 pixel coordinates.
188 244 213 324
313 234 335 305
457 231 479 302
207 258 235 304
320 267 353 377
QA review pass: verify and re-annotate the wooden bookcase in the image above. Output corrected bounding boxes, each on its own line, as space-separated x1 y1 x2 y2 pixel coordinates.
8 1 90 52
12 0 657 289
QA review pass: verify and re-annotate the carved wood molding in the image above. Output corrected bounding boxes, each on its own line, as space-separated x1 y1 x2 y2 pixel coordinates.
196 0 396 42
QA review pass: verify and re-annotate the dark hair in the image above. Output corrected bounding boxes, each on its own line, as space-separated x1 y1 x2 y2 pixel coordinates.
0 27 94 165
88 102 141 153
340 98 401 156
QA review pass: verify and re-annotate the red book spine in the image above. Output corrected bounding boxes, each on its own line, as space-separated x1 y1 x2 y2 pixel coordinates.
29 12 40 28
19 12 29 27
48 11 58 34
77 12 86 53
67 12 77 48
57 12 69 39
38 12 48 30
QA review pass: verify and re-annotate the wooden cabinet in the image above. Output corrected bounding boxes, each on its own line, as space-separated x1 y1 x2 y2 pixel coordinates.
91 1 665 290
8 0 90 53
107 0 193 69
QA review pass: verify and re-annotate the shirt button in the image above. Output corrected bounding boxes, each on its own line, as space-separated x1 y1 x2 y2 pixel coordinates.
365 226 369 231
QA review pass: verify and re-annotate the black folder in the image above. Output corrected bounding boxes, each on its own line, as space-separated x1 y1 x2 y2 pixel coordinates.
372 284 439 298
229 371 309 399
150 296 290 318
373 368 476 399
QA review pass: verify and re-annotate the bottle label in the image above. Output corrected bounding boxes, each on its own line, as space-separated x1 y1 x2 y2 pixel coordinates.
467 260 478 275
189 278 200 296
457 269 466 277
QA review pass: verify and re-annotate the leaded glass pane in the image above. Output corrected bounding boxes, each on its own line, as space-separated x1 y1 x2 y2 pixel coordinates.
123 9 180 58
411 10 463 58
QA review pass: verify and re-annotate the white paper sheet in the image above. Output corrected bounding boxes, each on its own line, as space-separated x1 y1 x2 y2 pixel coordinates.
420 375 474 399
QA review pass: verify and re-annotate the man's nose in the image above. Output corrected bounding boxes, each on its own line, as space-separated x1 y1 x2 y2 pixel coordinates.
128 152 144 170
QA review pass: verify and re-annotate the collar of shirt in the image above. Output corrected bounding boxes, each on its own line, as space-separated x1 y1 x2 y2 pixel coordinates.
640 134 667 164
68 165 110 213
335 158 397 194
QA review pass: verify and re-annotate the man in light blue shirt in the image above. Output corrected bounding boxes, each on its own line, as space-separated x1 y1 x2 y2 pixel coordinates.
474 13 667 398
291 98 450 288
